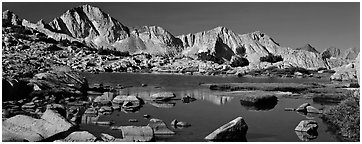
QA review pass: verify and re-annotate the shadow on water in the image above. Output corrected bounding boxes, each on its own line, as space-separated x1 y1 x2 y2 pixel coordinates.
208 135 248 142
240 99 278 111
148 101 176 108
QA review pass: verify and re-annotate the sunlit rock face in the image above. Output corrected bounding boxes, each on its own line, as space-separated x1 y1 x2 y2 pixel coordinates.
48 4 130 47
178 27 327 69
114 25 184 56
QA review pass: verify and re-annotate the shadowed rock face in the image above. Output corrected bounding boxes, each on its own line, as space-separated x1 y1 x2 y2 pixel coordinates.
342 47 360 60
322 47 360 69
2 10 21 26
322 47 341 59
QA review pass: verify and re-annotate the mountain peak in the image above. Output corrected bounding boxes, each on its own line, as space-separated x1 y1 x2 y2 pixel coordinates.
48 4 129 46
213 26 228 31
296 43 319 53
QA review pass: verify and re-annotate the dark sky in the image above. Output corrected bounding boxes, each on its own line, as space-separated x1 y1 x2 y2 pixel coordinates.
2 2 360 52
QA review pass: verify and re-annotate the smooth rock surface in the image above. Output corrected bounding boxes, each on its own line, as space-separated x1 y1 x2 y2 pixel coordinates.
2 109 74 142
306 106 322 114
204 117 248 141
62 131 97 142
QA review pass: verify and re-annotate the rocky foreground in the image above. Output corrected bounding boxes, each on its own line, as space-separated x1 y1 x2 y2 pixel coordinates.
2 4 360 142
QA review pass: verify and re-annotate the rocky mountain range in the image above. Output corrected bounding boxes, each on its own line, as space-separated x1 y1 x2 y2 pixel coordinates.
3 4 359 70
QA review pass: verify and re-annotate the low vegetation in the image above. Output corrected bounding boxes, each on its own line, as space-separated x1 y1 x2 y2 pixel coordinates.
321 91 360 142
260 54 283 63
97 48 130 56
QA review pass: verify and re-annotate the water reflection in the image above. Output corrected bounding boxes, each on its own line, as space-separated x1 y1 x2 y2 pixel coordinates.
148 101 176 108
81 114 100 124
208 136 248 142
115 87 234 105
295 131 318 141
296 111 321 119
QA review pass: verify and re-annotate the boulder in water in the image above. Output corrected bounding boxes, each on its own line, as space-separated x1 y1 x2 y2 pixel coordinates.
296 103 310 112
150 92 175 101
204 117 248 141
147 118 175 135
306 106 322 114
295 120 318 133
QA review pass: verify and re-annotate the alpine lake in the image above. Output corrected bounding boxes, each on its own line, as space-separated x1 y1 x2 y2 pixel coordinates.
79 72 342 142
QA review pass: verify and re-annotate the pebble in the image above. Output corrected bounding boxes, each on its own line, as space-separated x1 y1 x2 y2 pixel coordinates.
129 119 138 122
284 108 296 111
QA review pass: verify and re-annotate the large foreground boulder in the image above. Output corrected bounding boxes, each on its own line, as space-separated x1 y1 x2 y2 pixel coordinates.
205 117 248 141
117 126 154 142
2 109 75 142
59 131 97 142
28 68 88 98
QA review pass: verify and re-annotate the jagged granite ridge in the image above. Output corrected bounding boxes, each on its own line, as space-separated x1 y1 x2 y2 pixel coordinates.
5 5 336 70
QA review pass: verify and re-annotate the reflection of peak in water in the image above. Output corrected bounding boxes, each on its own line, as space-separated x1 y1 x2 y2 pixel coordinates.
295 131 318 141
117 88 233 105
184 89 234 105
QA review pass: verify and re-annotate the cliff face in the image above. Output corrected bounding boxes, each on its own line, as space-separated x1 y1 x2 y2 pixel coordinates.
177 26 244 63
178 27 327 69
112 26 184 56
322 47 341 59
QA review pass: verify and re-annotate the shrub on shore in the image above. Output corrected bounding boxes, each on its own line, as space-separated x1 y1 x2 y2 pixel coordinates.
321 91 360 142
260 54 283 63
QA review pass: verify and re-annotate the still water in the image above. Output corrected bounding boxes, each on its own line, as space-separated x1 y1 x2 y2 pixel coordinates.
81 72 338 142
